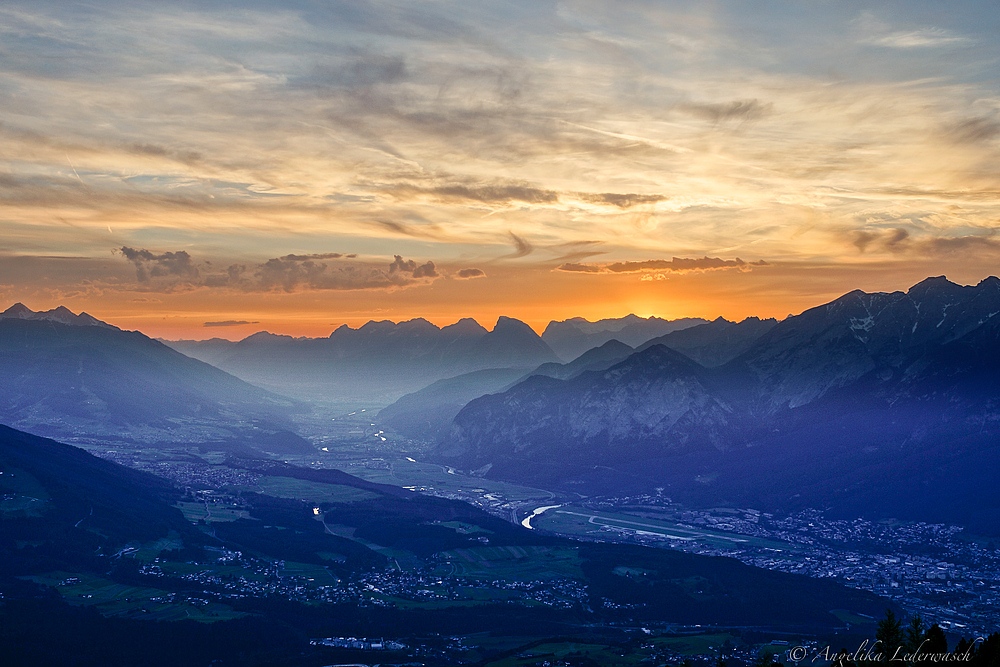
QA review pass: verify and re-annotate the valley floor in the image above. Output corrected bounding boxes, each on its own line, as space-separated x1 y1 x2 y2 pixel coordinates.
13 405 979 666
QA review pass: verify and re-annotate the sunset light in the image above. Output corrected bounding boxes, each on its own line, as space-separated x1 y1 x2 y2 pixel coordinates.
3 2 999 337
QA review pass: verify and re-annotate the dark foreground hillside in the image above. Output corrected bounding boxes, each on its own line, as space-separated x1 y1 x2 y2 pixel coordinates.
1 424 892 665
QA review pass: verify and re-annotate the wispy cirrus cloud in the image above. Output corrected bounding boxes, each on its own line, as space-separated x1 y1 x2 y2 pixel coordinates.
677 99 772 125
844 227 1000 258
392 182 559 206
503 232 534 259
855 11 974 49
850 228 911 254
1 1 1000 334
946 116 1000 145
557 256 769 275
866 28 972 49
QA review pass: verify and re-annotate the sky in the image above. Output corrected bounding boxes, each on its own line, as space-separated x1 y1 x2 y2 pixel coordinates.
1 1 999 338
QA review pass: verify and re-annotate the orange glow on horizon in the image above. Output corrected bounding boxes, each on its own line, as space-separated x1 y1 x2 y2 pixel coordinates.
2 3 999 339
14 258 992 341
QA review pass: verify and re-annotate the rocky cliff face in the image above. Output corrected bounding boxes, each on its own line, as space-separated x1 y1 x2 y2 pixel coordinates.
378 339 638 441
735 276 1000 410
446 345 736 463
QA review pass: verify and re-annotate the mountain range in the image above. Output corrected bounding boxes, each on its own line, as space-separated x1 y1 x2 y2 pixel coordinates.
1 302 115 328
377 339 639 440
10 276 1000 535
444 277 1000 533
0 303 743 454
379 317 775 441
540 314 706 360
166 316 562 406
3 281 993 660
165 314 716 408
0 304 307 454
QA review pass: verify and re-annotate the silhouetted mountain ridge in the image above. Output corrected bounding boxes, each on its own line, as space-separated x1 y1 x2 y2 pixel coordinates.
446 277 1000 532
636 316 777 367
378 339 637 440
0 311 307 454
166 316 559 406
541 314 707 360
1 302 115 329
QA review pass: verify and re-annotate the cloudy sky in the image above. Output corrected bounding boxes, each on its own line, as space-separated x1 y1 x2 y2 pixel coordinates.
2 1 999 337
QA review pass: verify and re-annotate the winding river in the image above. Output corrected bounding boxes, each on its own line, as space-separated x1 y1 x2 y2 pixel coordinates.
520 504 562 530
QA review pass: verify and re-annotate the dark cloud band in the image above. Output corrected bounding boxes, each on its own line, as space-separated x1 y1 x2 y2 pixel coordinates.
203 320 259 327
117 247 441 293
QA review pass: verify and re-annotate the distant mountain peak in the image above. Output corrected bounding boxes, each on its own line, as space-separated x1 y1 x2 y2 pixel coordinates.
46 305 84 325
241 330 292 342
560 338 634 367
1 302 32 317
441 317 488 336
626 342 700 369
908 275 962 296
541 314 709 360
357 319 397 333
0 303 115 328
397 318 439 333
594 338 632 352
76 311 105 326
492 315 535 335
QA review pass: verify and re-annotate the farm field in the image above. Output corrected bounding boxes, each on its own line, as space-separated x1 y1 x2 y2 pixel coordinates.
255 475 380 504
26 571 245 622
175 502 249 523
432 545 583 580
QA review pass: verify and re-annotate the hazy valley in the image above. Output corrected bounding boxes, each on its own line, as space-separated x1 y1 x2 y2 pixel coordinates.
4 281 1000 665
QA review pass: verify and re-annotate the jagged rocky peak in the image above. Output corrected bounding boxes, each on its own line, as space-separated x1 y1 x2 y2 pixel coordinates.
325 317 486 339
240 330 293 343
356 319 399 334
906 275 963 298
441 317 489 337
328 323 352 338
395 317 440 334
331 318 442 338
0 303 114 328
2 302 33 317
491 315 538 337
542 314 637 337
